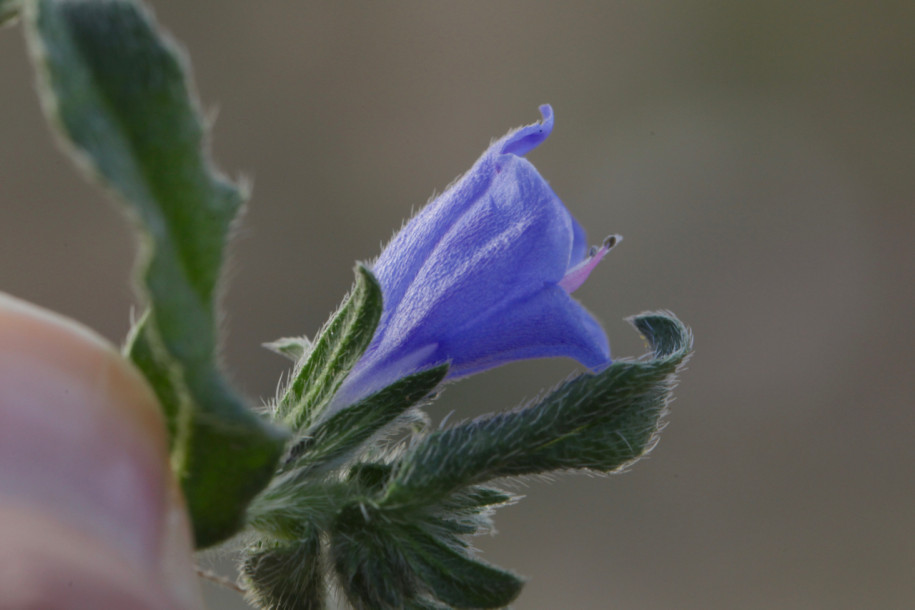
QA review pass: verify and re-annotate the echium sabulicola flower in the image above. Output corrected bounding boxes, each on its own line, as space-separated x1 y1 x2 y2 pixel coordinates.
247 105 690 610
327 105 621 413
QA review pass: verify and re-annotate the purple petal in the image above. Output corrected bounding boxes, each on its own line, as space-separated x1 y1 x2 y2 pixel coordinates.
569 216 589 266
498 104 554 157
438 284 610 378
376 158 574 354
330 106 614 410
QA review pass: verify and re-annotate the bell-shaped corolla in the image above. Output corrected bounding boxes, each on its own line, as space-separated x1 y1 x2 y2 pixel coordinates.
332 105 618 410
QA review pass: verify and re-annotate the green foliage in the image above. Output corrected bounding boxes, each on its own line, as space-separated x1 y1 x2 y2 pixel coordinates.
125 311 182 446
382 312 692 508
242 290 450 606
329 503 523 609
243 311 691 608
23 0 286 547
243 365 449 542
243 531 326 610
280 364 448 478
274 265 384 431
394 521 523 608
247 483 522 609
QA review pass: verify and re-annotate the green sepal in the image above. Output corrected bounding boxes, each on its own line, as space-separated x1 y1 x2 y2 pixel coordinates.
248 366 447 540
264 335 313 362
247 479 353 542
436 485 515 515
399 523 524 609
330 504 522 609
275 264 383 431
384 311 692 507
281 364 448 478
24 0 287 547
424 486 517 537
331 504 417 609
241 531 325 610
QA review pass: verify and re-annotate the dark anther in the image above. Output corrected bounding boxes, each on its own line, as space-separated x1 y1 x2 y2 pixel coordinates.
603 234 621 249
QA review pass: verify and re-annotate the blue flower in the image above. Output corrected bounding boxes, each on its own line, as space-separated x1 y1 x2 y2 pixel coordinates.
334 105 618 409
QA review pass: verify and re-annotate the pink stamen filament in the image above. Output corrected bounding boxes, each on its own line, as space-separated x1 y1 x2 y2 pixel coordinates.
558 234 621 293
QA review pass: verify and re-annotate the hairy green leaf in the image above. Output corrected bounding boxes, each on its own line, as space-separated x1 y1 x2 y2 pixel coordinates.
124 311 181 446
420 486 517 537
330 504 522 609
281 364 448 478
24 0 287 547
274 264 383 431
331 505 417 610
400 523 524 609
384 311 692 506
247 477 353 542
242 532 326 610
249 366 447 544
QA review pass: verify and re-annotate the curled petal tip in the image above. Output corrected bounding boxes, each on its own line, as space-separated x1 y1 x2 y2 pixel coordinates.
538 103 554 123
500 105 555 157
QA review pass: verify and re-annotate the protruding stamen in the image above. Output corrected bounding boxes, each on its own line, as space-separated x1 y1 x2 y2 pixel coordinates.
559 233 622 294
603 234 622 250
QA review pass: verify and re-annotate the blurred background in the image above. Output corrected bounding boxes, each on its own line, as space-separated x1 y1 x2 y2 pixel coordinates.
1 1 912 608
